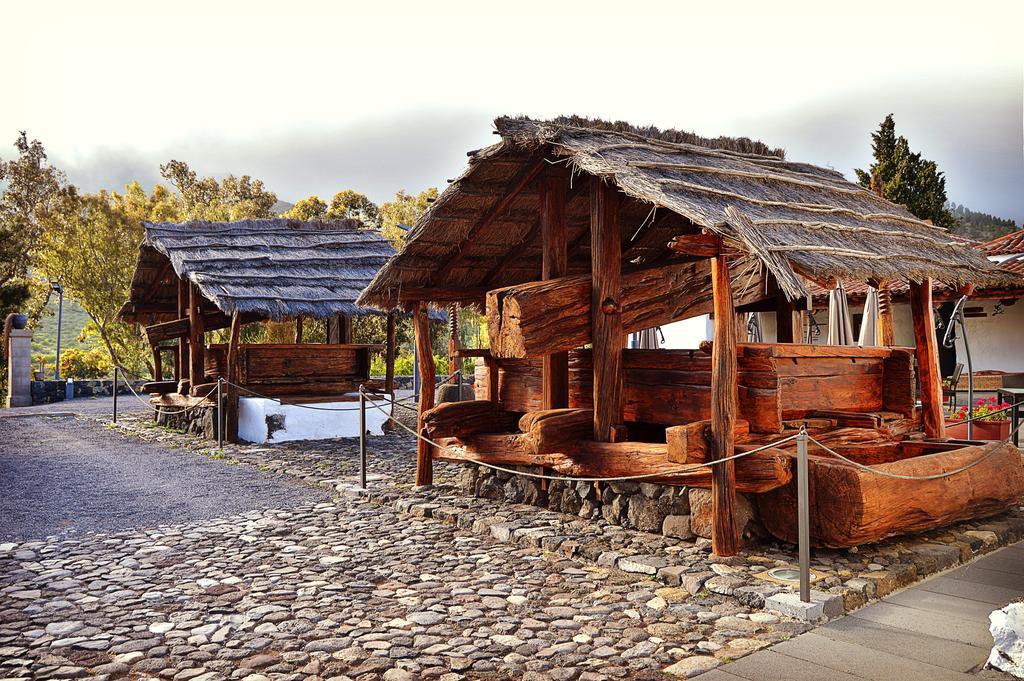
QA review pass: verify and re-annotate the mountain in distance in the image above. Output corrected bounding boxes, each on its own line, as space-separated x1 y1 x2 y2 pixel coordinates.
273 199 294 215
947 202 1017 243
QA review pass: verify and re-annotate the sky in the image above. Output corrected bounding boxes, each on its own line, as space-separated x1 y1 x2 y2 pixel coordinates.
4 0 1023 222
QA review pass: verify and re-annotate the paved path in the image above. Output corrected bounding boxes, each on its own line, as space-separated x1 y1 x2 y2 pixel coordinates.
697 541 1024 680
0 394 147 417
0 414 325 541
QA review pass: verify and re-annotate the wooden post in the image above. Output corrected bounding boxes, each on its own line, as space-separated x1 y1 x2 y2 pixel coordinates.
151 344 163 380
877 283 895 346
340 315 353 344
541 170 569 409
775 290 797 343
710 253 740 556
909 279 946 438
226 311 241 443
590 179 623 441
485 357 499 403
294 316 304 344
413 302 436 486
177 278 189 384
172 341 181 381
384 312 397 394
188 282 205 386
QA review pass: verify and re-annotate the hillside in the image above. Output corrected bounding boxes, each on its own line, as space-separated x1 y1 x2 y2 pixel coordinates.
948 203 1017 243
31 297 95 360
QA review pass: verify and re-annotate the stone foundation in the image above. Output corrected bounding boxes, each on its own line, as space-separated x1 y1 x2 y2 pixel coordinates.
155 404 216 439
30 380 67 405
456 463 767 541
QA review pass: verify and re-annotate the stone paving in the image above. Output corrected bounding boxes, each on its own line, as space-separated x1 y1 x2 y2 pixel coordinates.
1 409 1022 679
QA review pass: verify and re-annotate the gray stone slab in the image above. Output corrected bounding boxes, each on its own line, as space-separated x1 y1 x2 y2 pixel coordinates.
847 601 993 648
964 549 1024 576
817 616 988 672
690 670 747 681
721 650 865 681
945 564 1024 591
772 631 977 681
919 574 1024 605
884 588 1002 622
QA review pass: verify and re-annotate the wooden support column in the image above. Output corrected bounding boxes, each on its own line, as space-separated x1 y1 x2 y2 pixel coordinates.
541 169 569 409
226 311 241 443
710 253 740 556
151 344 163 381
294 316 304 344
775 290 797 343
384 312 397 394
177 278 189 384
909 279 946 438
590 179 623 442
877 283 895 346
340 315 353 344
413 301 436 486
172 342 181 381
188 282 205 386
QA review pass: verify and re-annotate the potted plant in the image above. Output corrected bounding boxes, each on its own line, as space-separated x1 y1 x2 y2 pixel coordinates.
946 397 1012 440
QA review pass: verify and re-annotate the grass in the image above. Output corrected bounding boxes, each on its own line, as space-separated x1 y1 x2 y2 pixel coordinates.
31 297 95 359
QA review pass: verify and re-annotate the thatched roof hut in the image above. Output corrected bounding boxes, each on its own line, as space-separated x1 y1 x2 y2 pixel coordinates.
359 116 1010 309
121 218 396 325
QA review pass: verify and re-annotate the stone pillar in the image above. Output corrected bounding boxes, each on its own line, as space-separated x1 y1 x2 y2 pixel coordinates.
6 328 32 407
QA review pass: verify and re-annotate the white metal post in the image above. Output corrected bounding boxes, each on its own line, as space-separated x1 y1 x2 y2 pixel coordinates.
112 367 118 424
359 385 367 489
797 429 811 602
217 377 223 451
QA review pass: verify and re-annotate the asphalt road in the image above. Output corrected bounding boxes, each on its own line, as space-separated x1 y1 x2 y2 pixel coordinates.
0 413 326 541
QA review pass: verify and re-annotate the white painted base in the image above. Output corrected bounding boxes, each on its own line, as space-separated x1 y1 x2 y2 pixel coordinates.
237 394 390 444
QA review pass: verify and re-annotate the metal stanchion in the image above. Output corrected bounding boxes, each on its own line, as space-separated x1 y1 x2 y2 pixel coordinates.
112 367 119 424
359 385 367 490
797 429 811 603
216 378 223 451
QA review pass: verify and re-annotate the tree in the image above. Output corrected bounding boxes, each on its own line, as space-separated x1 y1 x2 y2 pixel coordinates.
855 114 956 228
379 187 438 246
159 160 278 221
282 195 328 220
0 132 76 318
35 188 156 376
327 190 380 227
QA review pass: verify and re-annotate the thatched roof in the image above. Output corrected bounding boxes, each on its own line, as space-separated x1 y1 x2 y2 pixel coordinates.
359 116 1011 309
120 218 396 324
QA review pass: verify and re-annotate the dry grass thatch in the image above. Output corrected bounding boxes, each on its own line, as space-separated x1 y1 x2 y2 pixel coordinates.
120 218 396 323
359 116 1012 309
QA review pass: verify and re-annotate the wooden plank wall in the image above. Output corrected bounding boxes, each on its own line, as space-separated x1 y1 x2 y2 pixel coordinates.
206 344 376 397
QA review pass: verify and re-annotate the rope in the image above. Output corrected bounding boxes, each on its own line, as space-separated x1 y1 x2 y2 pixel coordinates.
363 397 803 482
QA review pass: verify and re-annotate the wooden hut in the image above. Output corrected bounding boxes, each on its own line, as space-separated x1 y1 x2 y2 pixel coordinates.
120 218 399 441
359 117 1024 554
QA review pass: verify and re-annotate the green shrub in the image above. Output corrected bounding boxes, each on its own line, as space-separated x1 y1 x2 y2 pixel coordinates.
59 347 113 379
370 353 461 377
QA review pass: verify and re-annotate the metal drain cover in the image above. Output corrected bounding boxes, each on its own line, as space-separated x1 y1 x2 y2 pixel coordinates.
767 568 804 582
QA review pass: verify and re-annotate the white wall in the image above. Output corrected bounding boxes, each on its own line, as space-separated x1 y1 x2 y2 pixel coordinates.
661 314 713 349
238 395 390 443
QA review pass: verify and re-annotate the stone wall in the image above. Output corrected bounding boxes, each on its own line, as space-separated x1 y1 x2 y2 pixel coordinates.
155 404 216 439
456 463 766 542
30 380 67 405
73 379 147 398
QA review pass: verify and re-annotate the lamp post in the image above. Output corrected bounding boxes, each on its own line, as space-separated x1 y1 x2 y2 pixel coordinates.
51 281 64 380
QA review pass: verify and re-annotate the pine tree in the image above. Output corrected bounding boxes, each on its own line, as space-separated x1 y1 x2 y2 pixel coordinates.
855 114 956 229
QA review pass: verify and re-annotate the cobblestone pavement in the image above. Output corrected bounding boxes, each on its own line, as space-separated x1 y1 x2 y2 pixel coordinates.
0 415 809 680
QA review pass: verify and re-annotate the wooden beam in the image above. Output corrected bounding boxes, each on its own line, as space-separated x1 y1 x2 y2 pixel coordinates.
667 232 722 257
384 312 397 394
487 259 769 358
226 311 241 443
590 179 623 441
340 315 353 344
431 155 548 285
188 282 205 386
151 344 163 381
877 283 895 346
909 279 945 438
413 302 436 486
775 288 797 343
710 254 740 556
294 316 304 344
541 169 569 410
398 287 487 305
178 278 189 383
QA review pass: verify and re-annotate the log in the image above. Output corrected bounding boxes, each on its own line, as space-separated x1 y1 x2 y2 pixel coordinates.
909 280 945 438
775 288 797 343
710 254 739 556
422 400 518 440
178 278 189 383
413 301 435 486
519 408 593 454
757 440 1024 547
667 232 723 258
384 312 396 394
881 348 915 416
294 316 303 344
667 419 750 464
487 258 768 359
140 380 177 395
590 180 623 441
541 169 569 410
152 343 163 381
433 436 791 493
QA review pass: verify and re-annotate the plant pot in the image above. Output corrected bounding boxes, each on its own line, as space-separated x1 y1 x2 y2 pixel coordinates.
945 419 1010 441
10 314 28 329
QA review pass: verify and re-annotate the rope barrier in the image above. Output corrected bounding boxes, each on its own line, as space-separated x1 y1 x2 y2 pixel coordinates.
121 379 218 415
363 397 804 483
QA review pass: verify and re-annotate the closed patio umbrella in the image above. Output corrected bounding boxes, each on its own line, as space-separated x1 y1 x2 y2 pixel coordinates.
827 282 855 346
858 286 880 347
634 327 661 349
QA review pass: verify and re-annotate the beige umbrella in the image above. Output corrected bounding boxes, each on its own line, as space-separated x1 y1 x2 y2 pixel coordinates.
634 327 661 349
858 286 880 347
747 313 763 342
827 282 855 346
